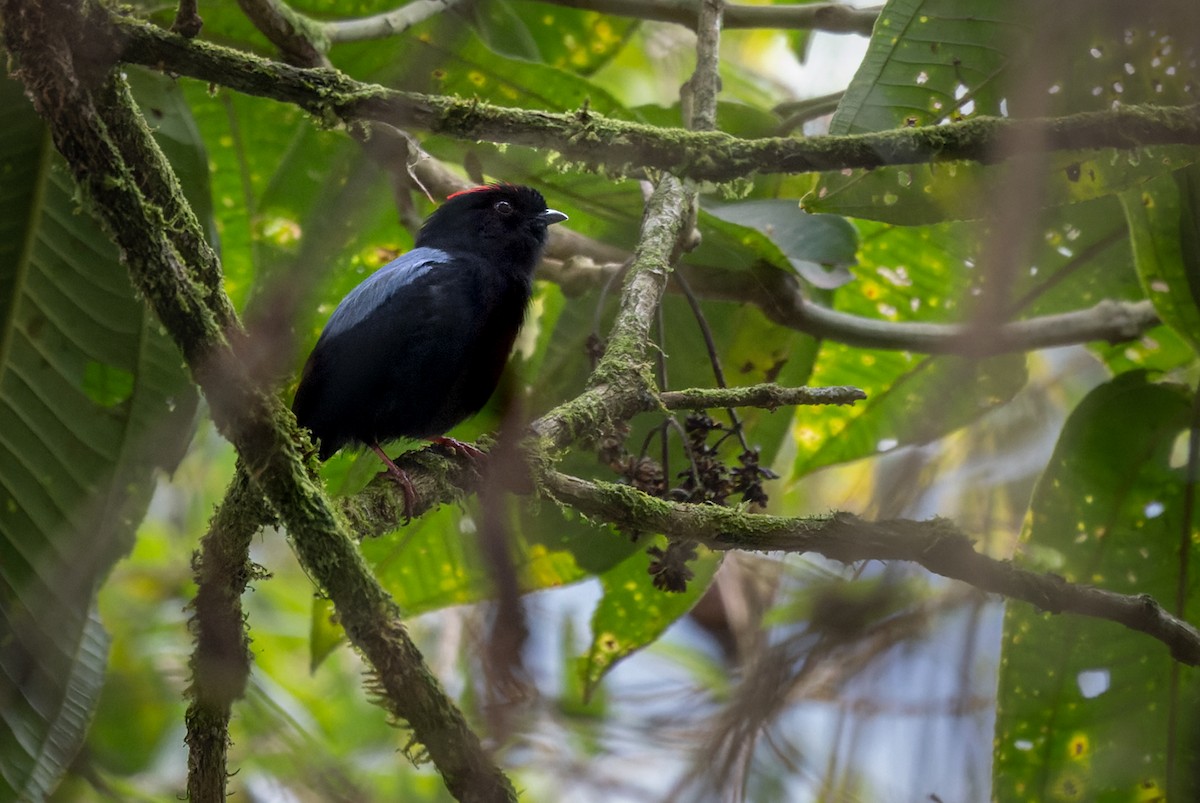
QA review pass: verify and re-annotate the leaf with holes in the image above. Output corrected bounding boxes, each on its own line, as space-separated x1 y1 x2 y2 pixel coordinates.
814 0 1200 223
796 349 1027 477
994 372 1200 801
805 148 1198 225
1120 166 1200 357
580 537 720 697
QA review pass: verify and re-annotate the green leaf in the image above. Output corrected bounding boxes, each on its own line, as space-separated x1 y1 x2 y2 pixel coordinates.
831 0 1030 136
580 538 721 697
413 29 640 119
0 71 200 801
1120 166 1200 357
806 148 1198 225
360 497 640 615
797 350 1027 476
557 615 607 721
994 373 1200 801
476 0 636 74
781 214 1030 475
309 597 343 671
635 100 781 139
1092 324 1198 376
1011 197 1140 319
705 199 858 287
816 0 1200 224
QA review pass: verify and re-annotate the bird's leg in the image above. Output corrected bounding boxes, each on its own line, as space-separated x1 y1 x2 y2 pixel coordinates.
370 442 417 518
428 436 487 463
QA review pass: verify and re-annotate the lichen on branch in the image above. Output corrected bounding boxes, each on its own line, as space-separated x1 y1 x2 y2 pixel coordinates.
109 13 1200 181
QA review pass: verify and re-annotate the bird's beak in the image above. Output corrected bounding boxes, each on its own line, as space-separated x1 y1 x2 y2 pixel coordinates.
540 208 568 225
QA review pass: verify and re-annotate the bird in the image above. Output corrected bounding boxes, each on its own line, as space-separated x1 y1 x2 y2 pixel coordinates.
292 184 567 511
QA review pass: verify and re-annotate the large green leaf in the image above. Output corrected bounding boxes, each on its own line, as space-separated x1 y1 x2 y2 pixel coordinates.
397 26 640 120
0 71 201 800
476 0 636 74
1120 166 1200 357
805 147 1198 225
358 495 640 615
831 0 1028 136
580 537 720 697
784 214 1026 476
796 349 1027 476
994 373 1200 801
812 0 1200 224
705 199 858 288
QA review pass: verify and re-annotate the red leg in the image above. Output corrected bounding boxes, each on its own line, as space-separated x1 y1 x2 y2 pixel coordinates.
428 436 487 462
370 442 417 519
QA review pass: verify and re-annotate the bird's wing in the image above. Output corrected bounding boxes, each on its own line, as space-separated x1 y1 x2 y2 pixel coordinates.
319 247 452 341
297 248 498 443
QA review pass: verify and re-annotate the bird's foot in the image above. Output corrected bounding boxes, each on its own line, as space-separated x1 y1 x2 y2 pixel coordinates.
370 443 417 520
428 436 487 464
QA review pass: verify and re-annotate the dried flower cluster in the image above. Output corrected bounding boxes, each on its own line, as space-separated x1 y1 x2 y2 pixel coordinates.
597 411 777 592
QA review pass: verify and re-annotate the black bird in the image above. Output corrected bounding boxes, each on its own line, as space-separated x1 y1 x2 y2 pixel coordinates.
292 184 567 509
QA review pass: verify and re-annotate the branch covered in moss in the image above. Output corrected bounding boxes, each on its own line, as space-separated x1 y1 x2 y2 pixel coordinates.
0 2 515 800
111 14 1200 181
185 465 270 802
541 471 1200 665
660 383 866 410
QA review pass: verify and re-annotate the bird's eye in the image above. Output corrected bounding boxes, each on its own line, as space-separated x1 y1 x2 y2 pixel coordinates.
494 200 514 215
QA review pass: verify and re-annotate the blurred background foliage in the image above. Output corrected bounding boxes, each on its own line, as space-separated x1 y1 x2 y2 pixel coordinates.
2 0 1200 801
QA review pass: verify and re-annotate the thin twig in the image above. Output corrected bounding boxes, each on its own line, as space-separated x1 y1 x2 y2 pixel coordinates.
672 266 754 454
1168 383 1200 782
684 0 724 133
697 261 1161 355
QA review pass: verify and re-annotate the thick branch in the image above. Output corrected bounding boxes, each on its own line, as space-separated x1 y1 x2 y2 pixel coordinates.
795 297 1161 353
542 472 1200 665
112 15 1200 181
185 466 268 803
535 177 691 451
550 258 1161 355
679 263 1162 355
1 4 515 800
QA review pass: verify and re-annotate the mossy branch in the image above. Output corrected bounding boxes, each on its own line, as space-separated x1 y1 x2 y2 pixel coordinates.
185 465 269 802
110 14 1200 181
541 471 1200 665
0 2 515 800
660 383 866 410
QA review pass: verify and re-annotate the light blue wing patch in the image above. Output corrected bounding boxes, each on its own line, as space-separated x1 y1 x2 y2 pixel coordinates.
320 247 450 339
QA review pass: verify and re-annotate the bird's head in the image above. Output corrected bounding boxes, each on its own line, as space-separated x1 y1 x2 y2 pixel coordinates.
416 184 567 271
